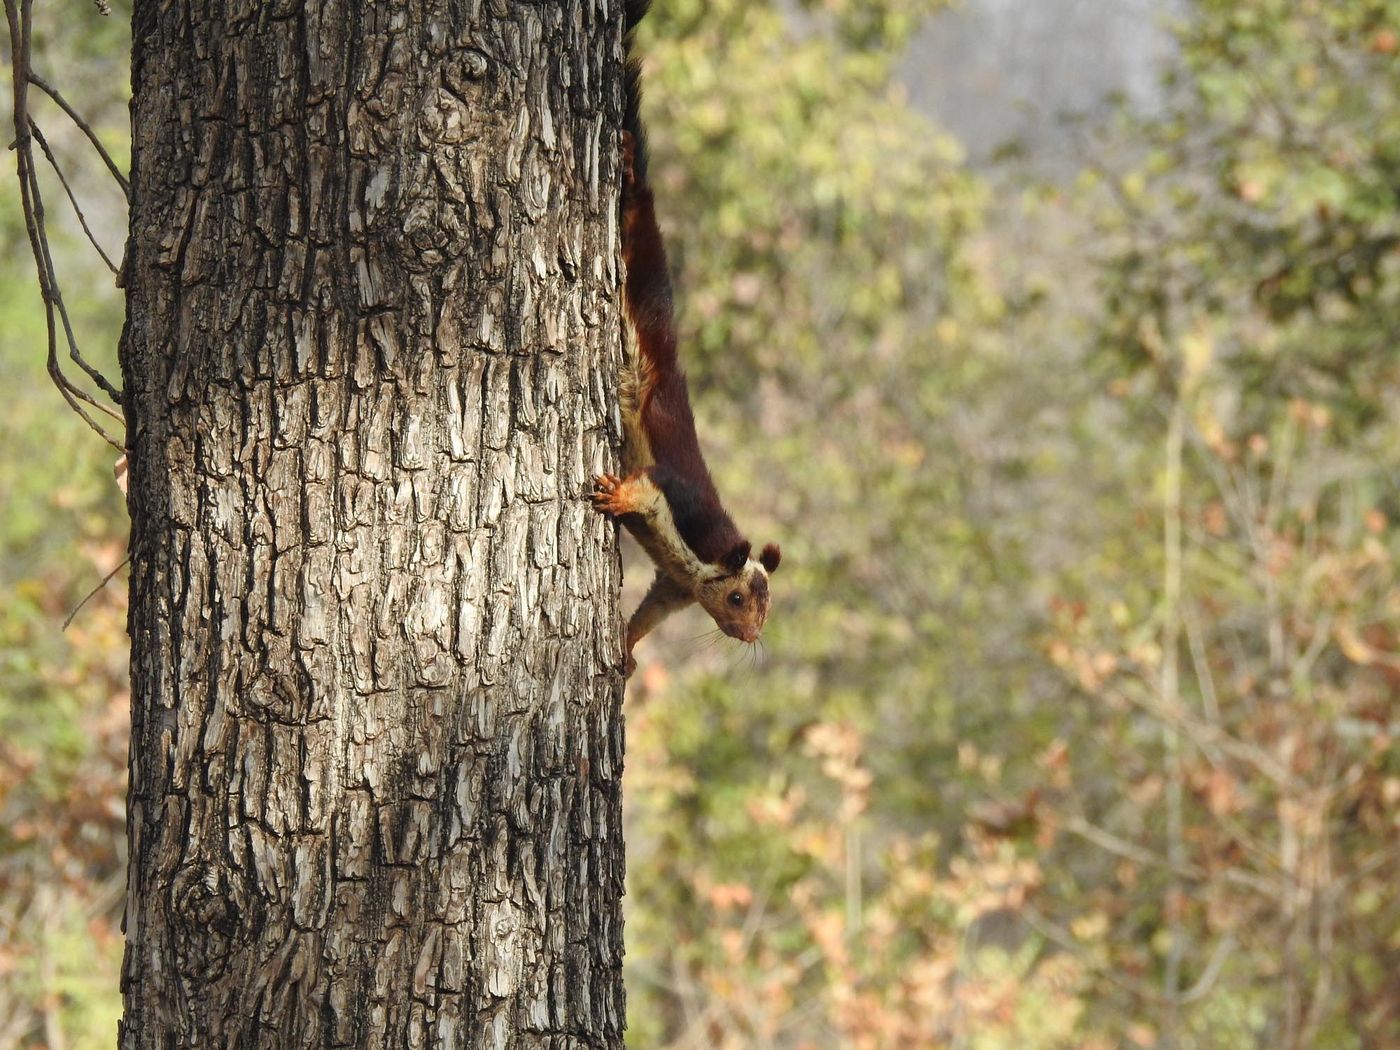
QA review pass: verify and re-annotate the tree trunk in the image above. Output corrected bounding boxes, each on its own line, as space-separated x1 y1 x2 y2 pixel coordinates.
118 1 628 1046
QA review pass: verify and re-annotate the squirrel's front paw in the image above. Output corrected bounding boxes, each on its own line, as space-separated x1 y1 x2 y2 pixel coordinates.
591 473 631 517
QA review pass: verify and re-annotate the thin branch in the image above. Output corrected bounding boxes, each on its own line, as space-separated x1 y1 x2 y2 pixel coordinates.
38 885 69 1050
5 0 126 451
1183 603 1220 723
1058 810 1187 873
24 130 126 407
29 119 119 273
7 4 105 431
63 556 130 630
1180 934 1236 1004
1335 847 1400 894
1115 678 1297 787
41 275 125 450
1053 810 1279 899
1022 905 1162 1004
27 69 129 200
21 134 125 422
1162 394 1187 1042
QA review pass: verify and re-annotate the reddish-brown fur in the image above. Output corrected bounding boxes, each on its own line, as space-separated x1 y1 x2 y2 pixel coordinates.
588 1 780 672
620 135 748 566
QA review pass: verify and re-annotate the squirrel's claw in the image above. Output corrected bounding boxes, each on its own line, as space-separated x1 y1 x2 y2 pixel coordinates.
591 473 631 517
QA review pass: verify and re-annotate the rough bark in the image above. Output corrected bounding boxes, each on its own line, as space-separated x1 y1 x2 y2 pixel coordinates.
118 1 628 1046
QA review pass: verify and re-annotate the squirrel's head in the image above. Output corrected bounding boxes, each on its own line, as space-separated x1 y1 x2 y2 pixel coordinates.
696 541 781 643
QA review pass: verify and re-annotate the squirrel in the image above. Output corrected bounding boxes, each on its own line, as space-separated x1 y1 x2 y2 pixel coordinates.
591 0 781 676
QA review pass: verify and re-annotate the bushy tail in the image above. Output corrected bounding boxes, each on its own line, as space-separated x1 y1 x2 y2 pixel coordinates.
617 0 676 474
623 0 651 185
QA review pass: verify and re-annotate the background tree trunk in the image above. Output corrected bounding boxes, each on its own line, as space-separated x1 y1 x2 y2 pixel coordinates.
118 1 628 1045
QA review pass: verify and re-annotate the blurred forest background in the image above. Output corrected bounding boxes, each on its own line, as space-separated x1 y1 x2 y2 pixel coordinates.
2 0 1398 1046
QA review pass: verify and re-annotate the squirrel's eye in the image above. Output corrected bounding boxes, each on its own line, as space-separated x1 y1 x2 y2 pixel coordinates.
728 591 743 607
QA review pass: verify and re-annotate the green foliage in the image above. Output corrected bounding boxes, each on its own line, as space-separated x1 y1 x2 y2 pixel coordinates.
624 0 1088 1044
1033 1 1400 1045
625 0 1400 1045
1100 0 1400 422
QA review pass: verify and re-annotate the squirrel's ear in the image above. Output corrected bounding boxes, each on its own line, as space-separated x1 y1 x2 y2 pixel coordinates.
721 541 751 575
760 543 781 573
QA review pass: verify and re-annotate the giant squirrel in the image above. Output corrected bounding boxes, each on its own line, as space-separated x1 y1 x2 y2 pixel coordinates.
591 0 782 676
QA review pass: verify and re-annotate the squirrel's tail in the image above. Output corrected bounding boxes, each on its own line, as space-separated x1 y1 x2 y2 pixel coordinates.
618 0 673 474
623 0 651 185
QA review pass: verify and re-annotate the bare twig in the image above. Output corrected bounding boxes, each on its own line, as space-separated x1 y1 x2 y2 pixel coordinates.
1022 905 1161 1004
29 119 119 273
1162 394 1187 1044
1115 679 1296 787
5 0 126 451
1183 603 1220 723
24 127 126 406
63 556 130 630
1052 809 1278 898
22 138 126 435
27 69 130 200
38 885 68 1050
1180 934 1236 1004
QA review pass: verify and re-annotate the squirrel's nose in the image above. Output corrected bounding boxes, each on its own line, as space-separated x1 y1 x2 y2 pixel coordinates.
722 622 752 642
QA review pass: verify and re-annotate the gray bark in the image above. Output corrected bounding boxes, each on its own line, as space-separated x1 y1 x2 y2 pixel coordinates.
118 1 628 1046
